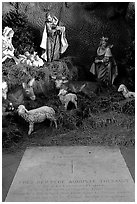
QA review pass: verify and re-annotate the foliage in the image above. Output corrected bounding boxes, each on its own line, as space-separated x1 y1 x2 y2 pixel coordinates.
2 60 51 90
123 41 135 89
117 40 135 91
2 115 23 148
122 99 135 115
48 57 78 80
2 10 36 56
126 2 135 39
124 41 135 68
2 56 78 91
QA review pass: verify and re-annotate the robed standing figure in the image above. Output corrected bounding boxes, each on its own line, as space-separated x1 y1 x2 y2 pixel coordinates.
90 37 118 86
40 13 68 62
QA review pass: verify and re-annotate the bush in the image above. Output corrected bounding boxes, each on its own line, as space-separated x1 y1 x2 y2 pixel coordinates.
2 61 50 90
48 57 78 80
116 39 135 92
2 10 36 56
124 41 135 90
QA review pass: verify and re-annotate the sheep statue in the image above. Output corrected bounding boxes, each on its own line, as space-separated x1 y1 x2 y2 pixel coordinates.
17 105 57 135
118 84 135 99
58 89 77 110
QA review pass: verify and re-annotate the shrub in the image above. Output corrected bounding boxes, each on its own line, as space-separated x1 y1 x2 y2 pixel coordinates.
48 57 78 80
2 10 36 56
124 41 135 89
2 61 51 90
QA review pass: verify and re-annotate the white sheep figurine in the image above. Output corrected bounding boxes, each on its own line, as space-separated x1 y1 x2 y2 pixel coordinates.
17 105 57 135
118 84 135 99
58 89 77 110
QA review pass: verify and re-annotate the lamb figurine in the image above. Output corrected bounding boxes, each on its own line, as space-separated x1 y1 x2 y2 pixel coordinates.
17 105 57 135
58 89 77 110
118 84 135 99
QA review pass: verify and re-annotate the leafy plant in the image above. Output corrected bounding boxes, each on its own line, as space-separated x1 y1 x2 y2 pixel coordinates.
123 41 135 90
2 10 36 56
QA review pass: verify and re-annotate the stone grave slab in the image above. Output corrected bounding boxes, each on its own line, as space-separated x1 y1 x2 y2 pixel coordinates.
5 146 135 202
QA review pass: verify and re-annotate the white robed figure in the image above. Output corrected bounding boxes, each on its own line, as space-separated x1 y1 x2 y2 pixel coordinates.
2 27 19 64
40 13 68 62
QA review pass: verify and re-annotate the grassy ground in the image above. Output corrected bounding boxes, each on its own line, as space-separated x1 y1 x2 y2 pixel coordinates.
2 87 135 153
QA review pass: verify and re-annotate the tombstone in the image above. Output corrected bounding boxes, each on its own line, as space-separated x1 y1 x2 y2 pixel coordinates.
5 146 135 202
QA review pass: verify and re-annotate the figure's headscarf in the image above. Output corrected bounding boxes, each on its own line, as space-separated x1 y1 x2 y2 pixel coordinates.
52 16 58 25
46 13 58 25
